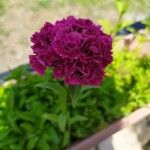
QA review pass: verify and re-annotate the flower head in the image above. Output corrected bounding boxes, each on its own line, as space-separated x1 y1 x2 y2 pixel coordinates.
29 16 113 86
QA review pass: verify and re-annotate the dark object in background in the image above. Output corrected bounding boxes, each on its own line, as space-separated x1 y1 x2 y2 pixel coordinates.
117 21 146 36
0 72 9 81
0 64 33 83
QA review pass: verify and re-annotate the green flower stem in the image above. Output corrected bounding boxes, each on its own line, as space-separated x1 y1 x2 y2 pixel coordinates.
68 85 81 108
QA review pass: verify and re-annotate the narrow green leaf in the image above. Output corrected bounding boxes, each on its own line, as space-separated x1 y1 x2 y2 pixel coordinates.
0 129 11 141
20 123 31 132
80 91 92 100
58 114 67 132
0 136 17 148
63 130 70 147
35 82 67 98
27 136 39 150
48 128 60 145
69 115 87 125
69 85 81 108
16 112 35 122
81 86 99 93
43 68 53 82
10 144 24 150
115 0 124 14
7 115 21 133
7 89 15 111
42 113 58 124
39 138 50 150
115 0 129 15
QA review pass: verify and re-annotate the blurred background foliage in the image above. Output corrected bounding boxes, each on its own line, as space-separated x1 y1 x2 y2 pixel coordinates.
1 0 150 16
0 0 7 16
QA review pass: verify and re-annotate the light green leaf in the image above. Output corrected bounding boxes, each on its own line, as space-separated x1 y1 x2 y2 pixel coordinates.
58 114 67 132
69 115 87 125
42 113 58 124
35 82 67 98
115 0 124 14
80 91 92 100
63 130 70 147
115 0 129 15
98 19 112 34
81 86 99 93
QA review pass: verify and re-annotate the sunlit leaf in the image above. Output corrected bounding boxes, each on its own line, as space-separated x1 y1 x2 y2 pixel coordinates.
69 115 87 125
35 82 67 98
58 114 67 132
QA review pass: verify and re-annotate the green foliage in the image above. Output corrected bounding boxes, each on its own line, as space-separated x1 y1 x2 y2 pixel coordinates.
107 49 150 116
113 0 131 33
37 0 51 8
115 0 129 16
0 0 7 16
0 66 104 149
35 82 67 98
0 47 150 149
67 0 101 5
68 85 81 108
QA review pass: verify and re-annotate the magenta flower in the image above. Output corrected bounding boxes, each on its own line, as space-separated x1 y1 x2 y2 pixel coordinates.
29 16 113 86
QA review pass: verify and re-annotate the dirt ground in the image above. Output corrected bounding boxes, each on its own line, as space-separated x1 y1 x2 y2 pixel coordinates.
0 0 118 73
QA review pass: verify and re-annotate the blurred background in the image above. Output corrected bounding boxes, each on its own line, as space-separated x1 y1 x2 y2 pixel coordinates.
0 0 150 73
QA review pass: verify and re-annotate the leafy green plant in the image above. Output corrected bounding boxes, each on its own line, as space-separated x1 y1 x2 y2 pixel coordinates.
0 45 150 149
114 0 130 33
0 66 105 149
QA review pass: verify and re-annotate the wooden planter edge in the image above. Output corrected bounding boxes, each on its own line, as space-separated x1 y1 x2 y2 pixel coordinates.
68 105 150 150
